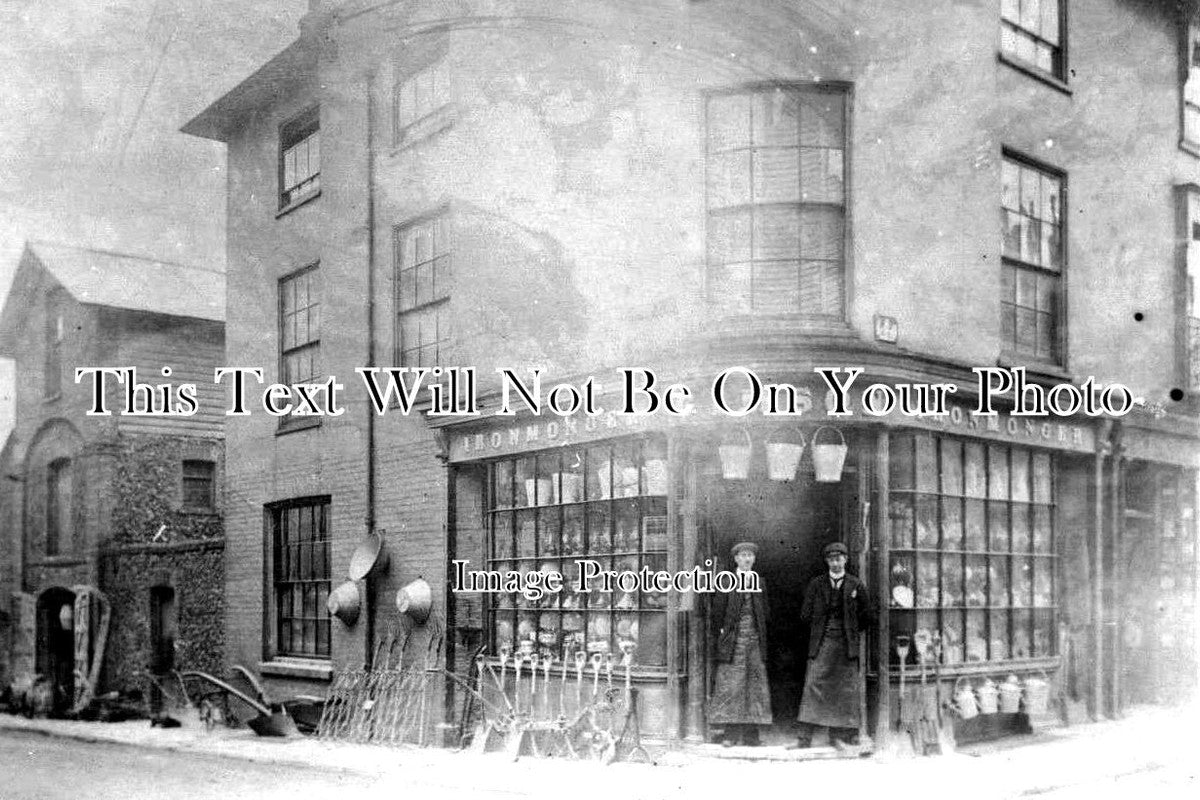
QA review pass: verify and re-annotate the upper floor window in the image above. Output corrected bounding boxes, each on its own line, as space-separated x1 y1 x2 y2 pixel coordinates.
1183 21 1200 150
1001 153 1064 363
279 265 322 432
279 107 320 209
44 293 63 398
1001 0 1065 81
182 459 216 511
705 85 847 316
268 497 331 659
395 215 452 368
1179 186 1200 390
46 458 72 556
394 61 452 148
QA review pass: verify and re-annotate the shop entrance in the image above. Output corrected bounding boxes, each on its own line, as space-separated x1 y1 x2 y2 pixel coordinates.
704 460 860 736
35 587 76 714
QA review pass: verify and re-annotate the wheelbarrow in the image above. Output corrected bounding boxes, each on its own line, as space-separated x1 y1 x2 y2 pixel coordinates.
180 671 298 737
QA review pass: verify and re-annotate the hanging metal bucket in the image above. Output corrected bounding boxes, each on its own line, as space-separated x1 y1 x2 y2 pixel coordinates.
717 430 752 480
396 578 433 624
765 430 807 481
811 426 848 482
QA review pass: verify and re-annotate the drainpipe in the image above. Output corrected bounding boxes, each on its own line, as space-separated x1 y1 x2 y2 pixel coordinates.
1091 421 1112 720
364 69 378 668
1108 425 1125 718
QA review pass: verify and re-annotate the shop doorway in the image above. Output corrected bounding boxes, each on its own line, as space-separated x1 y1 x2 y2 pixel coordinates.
704 460 861 735
35 587 76 713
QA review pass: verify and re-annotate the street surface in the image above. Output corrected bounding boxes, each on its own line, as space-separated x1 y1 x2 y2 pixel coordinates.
1 731 436 800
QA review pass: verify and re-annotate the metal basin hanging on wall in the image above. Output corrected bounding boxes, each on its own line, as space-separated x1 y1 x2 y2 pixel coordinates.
396 578 433 624
327 581 361 626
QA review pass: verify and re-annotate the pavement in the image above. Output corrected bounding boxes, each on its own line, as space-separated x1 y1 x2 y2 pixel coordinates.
2 703 1197 800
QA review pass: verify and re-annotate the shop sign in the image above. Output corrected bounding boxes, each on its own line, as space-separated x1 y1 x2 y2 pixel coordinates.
886 402 1096 453
449 408 656 461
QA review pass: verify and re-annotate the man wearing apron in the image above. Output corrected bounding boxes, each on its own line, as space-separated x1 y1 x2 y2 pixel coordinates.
792 541 873 748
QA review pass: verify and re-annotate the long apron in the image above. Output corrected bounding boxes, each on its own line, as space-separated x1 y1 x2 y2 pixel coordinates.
797 586 860 728
709 595 772 725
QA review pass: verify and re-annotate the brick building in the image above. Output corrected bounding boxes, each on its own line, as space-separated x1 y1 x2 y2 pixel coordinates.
183 0 1199 747
0 242 226 711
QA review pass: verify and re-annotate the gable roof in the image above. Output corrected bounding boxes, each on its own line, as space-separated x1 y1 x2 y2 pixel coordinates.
0 241 224 350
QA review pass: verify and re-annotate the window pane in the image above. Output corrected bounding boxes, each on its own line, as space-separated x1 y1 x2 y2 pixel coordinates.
965 498 986 550
1012 503 1030 552
707 93 751 150
1033 609 1055 656
942 612 964 663
916 434 937 493
988 446 1009 500
1033 556 1054 606
516 510 536 558
989 557 1009 606
753 206 801 259
1012 609 1033 659
890 433 915 491
1041 0 1060 44
966 610 987 662
753 147 801 203
799 92 843 147
890 553 915 609
1014 557 1034 607
562 506 584 555
916 495 939 549
940 439 963 495
1010 449 1031 502
990 609 1010 660
890 495 914 549
988 502 1010 551
942 497 964 549
964 443 986 497
1033 505 1053 553
917 552 939 607
942 553 963 607
800 147 843 203
1032 453 1052 502
588 503 612 553
753 89 799 146
965 555 987 606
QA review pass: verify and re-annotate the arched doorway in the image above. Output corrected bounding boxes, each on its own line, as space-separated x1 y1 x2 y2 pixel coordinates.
36 587 76 713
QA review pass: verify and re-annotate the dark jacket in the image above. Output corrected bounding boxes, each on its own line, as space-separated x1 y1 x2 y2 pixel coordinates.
715 582 769 663
799 573 873 660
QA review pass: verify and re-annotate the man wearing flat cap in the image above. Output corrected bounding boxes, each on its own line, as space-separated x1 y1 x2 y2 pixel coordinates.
792 541 873 749
709 541 771 746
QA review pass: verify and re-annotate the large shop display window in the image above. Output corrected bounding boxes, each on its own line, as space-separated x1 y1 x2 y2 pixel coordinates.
486 437 669 667
889 432 1056 666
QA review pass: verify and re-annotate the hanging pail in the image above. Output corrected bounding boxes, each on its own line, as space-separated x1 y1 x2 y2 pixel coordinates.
348 530 389 581
765 431 807 481
1023 670 1050 715
717 430 752 480
811 426 848 482
999 674 1022 713
396 578 433 624
977 677 999 714
327 581 361 626
953 676 979 720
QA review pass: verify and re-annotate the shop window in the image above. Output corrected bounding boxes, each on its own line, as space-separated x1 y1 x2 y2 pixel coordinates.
395 214 452 369
485 437 669 667
1000 0 1065 81
268 497 331 659
888 433 1056 666
1181 186 1200 390
279 106 320 209
45 458 72 556
279 265 321 430
393 60 453 148
705 84 847 316
181 460 215 510
1001 153 1064 363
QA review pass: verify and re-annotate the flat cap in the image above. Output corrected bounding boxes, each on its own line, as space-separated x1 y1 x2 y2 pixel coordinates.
730 541 759 557
823 541 848 557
